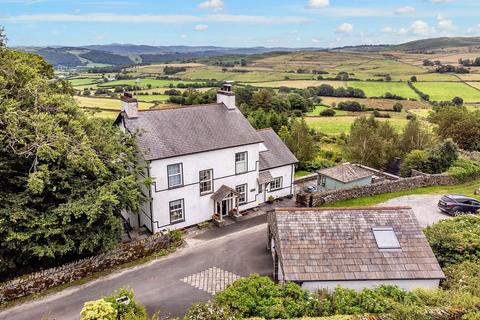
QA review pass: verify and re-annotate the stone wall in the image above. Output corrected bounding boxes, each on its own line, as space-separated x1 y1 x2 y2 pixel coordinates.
296 174 457 207
0 232 173 302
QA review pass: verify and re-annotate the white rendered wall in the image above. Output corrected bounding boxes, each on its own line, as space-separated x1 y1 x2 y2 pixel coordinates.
264 164 295 200
301 279 440 292
148 143 261 232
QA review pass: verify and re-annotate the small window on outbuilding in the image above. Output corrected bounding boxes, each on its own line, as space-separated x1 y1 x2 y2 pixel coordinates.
372 227 401 249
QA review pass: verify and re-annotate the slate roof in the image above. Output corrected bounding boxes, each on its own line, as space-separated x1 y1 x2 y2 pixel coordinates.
258 128 298 171
268 207 445 282
122 104 263 161
318 163 373 184
258 171 274 185
211 185 240 202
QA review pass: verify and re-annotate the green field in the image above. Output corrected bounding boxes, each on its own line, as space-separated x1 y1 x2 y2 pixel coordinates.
347 81 420 99
178 68 314 82
75 96 154 111
306 105 347 117
134 94 170 102
248 80 345 89
69 78 101 87
413 82 480 102
305 116 409 135
97 79 201 88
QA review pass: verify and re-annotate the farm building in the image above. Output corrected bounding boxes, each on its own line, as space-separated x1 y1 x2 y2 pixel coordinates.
116 84 298 233
267 207 444 292
317 163 398 191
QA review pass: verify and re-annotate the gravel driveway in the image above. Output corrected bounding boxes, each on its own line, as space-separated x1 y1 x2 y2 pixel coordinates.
379 195 452 227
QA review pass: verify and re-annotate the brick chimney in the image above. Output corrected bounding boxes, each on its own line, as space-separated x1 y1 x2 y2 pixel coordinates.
217 82 236 111
120 92 138 118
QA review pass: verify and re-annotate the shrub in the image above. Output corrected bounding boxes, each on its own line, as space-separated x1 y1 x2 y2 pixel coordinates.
393 103 403 112
337 101 363 112
443 260 480 296
80 299 117 320
299 158 335 172
372 110 391 118
448 158 480 182
463 311 480 320
424 215 480 267
213 274 312 319
104 288 147 320
183 302 239 320
320 108 336 117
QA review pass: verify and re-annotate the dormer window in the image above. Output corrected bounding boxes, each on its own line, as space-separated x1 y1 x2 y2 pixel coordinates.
372 227 401 249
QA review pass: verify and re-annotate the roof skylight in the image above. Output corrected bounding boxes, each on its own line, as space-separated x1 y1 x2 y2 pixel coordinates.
372 227 401 249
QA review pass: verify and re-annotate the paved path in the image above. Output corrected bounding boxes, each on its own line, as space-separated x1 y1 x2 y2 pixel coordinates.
379 194 450 227
0 218 271 320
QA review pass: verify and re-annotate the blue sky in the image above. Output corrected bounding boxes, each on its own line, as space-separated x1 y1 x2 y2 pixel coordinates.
1 0 480 47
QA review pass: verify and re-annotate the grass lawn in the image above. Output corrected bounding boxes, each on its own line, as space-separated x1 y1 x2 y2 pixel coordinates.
75 96 154 111
324 179 480 208
249 80 345 89
178 67 314 82
294 170 312 178
412 82 480 103
306 105 347 117
409 108 432 118
320 96 429 111
305 115 409 135
347 81 420 99
97 79 201 89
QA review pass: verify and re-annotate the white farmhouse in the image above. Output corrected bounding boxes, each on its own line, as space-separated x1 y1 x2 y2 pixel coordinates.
116 85 298 233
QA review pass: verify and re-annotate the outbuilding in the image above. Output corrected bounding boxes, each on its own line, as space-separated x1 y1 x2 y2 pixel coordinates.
267 206 445 291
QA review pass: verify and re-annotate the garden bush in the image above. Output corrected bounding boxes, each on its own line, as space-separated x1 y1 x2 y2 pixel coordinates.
337 101 364 112
183 302 239 320
443 260 480 296
80 299 118 320
448 158 480 182
424 215 480 267
103 288 147 320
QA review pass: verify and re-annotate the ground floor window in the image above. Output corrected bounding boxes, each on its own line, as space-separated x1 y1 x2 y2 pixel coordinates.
270 177 283 191
236 184 247 204
169 199 185 224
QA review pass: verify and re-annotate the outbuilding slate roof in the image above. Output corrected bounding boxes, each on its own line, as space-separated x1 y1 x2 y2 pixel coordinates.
268 207 445 282
122 104 263 161
318 163 373 183
258 128 298 170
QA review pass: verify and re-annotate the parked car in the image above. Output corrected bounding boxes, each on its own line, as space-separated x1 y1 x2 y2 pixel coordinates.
438 194 480 216
304 185 317 193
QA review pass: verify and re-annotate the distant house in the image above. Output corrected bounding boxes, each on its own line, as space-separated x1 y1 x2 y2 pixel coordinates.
317 163 399 191
267 207 444 292
116 85 298 233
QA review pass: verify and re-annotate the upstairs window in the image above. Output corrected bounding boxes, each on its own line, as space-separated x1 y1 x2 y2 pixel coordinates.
372 227 401 249
199 169 213 195
167 163 183 188
235 152 248 174
236 184 247 204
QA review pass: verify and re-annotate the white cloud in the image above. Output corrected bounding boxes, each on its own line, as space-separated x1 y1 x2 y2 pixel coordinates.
395 6 415 15
381 27 393 33
199 0 223 12
336 22 353 33
180 34 188 38
311 38 320 43
95 35 104 40
1 13 311 24
430 0 454 3
408 20 435 35
437 14 454 30
307 0 329 9
194 24 208 31
467 24 480 34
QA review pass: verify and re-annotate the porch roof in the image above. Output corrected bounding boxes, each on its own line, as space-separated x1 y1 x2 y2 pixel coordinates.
258 170 274 185
211 185 240 202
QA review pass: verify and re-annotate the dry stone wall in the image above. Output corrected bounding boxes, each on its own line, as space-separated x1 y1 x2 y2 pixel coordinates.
0 233 172 302
297 174 457 207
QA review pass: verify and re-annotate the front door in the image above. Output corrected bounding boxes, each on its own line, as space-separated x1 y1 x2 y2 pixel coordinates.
221 199 228 216
258 183 265 203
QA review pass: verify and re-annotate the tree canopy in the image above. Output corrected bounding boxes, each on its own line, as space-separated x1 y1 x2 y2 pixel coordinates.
0 44 146 274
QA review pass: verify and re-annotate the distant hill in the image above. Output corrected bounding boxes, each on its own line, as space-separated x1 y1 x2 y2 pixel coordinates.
392 37 480 51
16 36 480 68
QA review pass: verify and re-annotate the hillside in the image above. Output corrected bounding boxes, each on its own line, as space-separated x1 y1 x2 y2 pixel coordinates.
393 37 480 51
